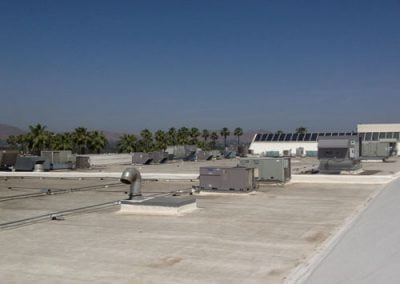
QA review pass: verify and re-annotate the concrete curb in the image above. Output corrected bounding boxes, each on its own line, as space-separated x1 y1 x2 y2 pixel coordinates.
290 174 395 185
0 171 198 180
0 172 396 184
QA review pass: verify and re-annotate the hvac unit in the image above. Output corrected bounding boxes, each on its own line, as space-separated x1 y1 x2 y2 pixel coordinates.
196 151 213 161
166 145 197 160
76 156 90 169
149 152 169 164
318 136 361 174
41 150 76 170
199 167 256 192
237 145 249 157
265 151 280 157
210 150 222 160
15 156 51 172
361 141 397 161
305 151 318 157
0 150 19 170
239 157 291 183
296 147 305 157
132 152 153 165
223 151 237 159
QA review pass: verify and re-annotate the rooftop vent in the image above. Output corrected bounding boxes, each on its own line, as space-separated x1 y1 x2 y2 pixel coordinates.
120 167 142 199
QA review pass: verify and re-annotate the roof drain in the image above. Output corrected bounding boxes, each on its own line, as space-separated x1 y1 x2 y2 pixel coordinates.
120 167 142 199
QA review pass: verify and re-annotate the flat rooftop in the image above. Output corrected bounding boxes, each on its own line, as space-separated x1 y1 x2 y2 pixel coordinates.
87 156 400 176
0 173 387 283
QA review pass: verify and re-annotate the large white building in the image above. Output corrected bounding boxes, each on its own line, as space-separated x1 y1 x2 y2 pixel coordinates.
249 123 400 156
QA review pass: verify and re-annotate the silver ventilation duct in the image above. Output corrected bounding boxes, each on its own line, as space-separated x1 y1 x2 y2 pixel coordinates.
120 167 142 199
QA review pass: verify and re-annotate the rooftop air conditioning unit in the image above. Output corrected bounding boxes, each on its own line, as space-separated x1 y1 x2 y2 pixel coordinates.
132 152 153 165
318 135 361 174
199 167 256 192
239 157 291 183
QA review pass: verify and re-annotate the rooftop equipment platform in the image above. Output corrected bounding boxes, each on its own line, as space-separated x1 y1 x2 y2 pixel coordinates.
120 194 197 215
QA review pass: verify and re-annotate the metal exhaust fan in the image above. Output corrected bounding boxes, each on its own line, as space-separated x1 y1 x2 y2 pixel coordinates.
120 167 142 199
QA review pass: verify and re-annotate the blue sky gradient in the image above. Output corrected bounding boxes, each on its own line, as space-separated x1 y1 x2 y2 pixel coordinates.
0 0 399 133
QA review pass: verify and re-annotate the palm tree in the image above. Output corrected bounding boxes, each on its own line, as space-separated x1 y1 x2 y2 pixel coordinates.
177 127 190 145
202 129 210 143
220 127 230 148
6 135 27 152
154 130 168 151
189 127 200 145
210 131 218 149
140 129 153 152
135 139 146 152
117 134 137 153
295 127 308 134
6 135 18 147
26 123 52 155
167 127 177 145
52 132 73 151
234 127 243 145
88 131 107 154
72 127 90 154
16 134 28 152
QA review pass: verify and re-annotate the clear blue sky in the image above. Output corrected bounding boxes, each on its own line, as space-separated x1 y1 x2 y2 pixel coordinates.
0 0 399 133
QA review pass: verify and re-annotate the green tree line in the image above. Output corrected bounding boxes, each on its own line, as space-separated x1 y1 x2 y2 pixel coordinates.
117 127 244 153
6 124 107 155
6 124 245 154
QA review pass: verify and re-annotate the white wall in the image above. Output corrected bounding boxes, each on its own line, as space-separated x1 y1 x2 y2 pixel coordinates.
250 141 400 156
357 123 400 132
249 142 318 155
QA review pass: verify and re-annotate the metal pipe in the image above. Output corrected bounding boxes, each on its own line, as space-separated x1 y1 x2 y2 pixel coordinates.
120 167 142 199
0 200 121 230
0 182 124 202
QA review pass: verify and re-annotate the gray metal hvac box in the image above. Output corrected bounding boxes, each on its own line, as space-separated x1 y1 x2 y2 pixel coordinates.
239 157 291 183
296 147 305 157
361 141 397 160
166 145 197 160
0 150 19 170
196 151 213 161
224 151 237 159
132 152 153 165
199 167 256 192
41 150 76 169
149 152 169 164
237 145 249 157
306 151 318 157
76 156 90 169
265 151 280 157
210 150 222 160
15 156 51 172
283 150 292 157
41 150 75 164
318 136 361 174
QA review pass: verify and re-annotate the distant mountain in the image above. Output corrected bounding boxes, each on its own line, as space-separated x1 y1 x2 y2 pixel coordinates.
0 123 25 140
103 131 125 143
